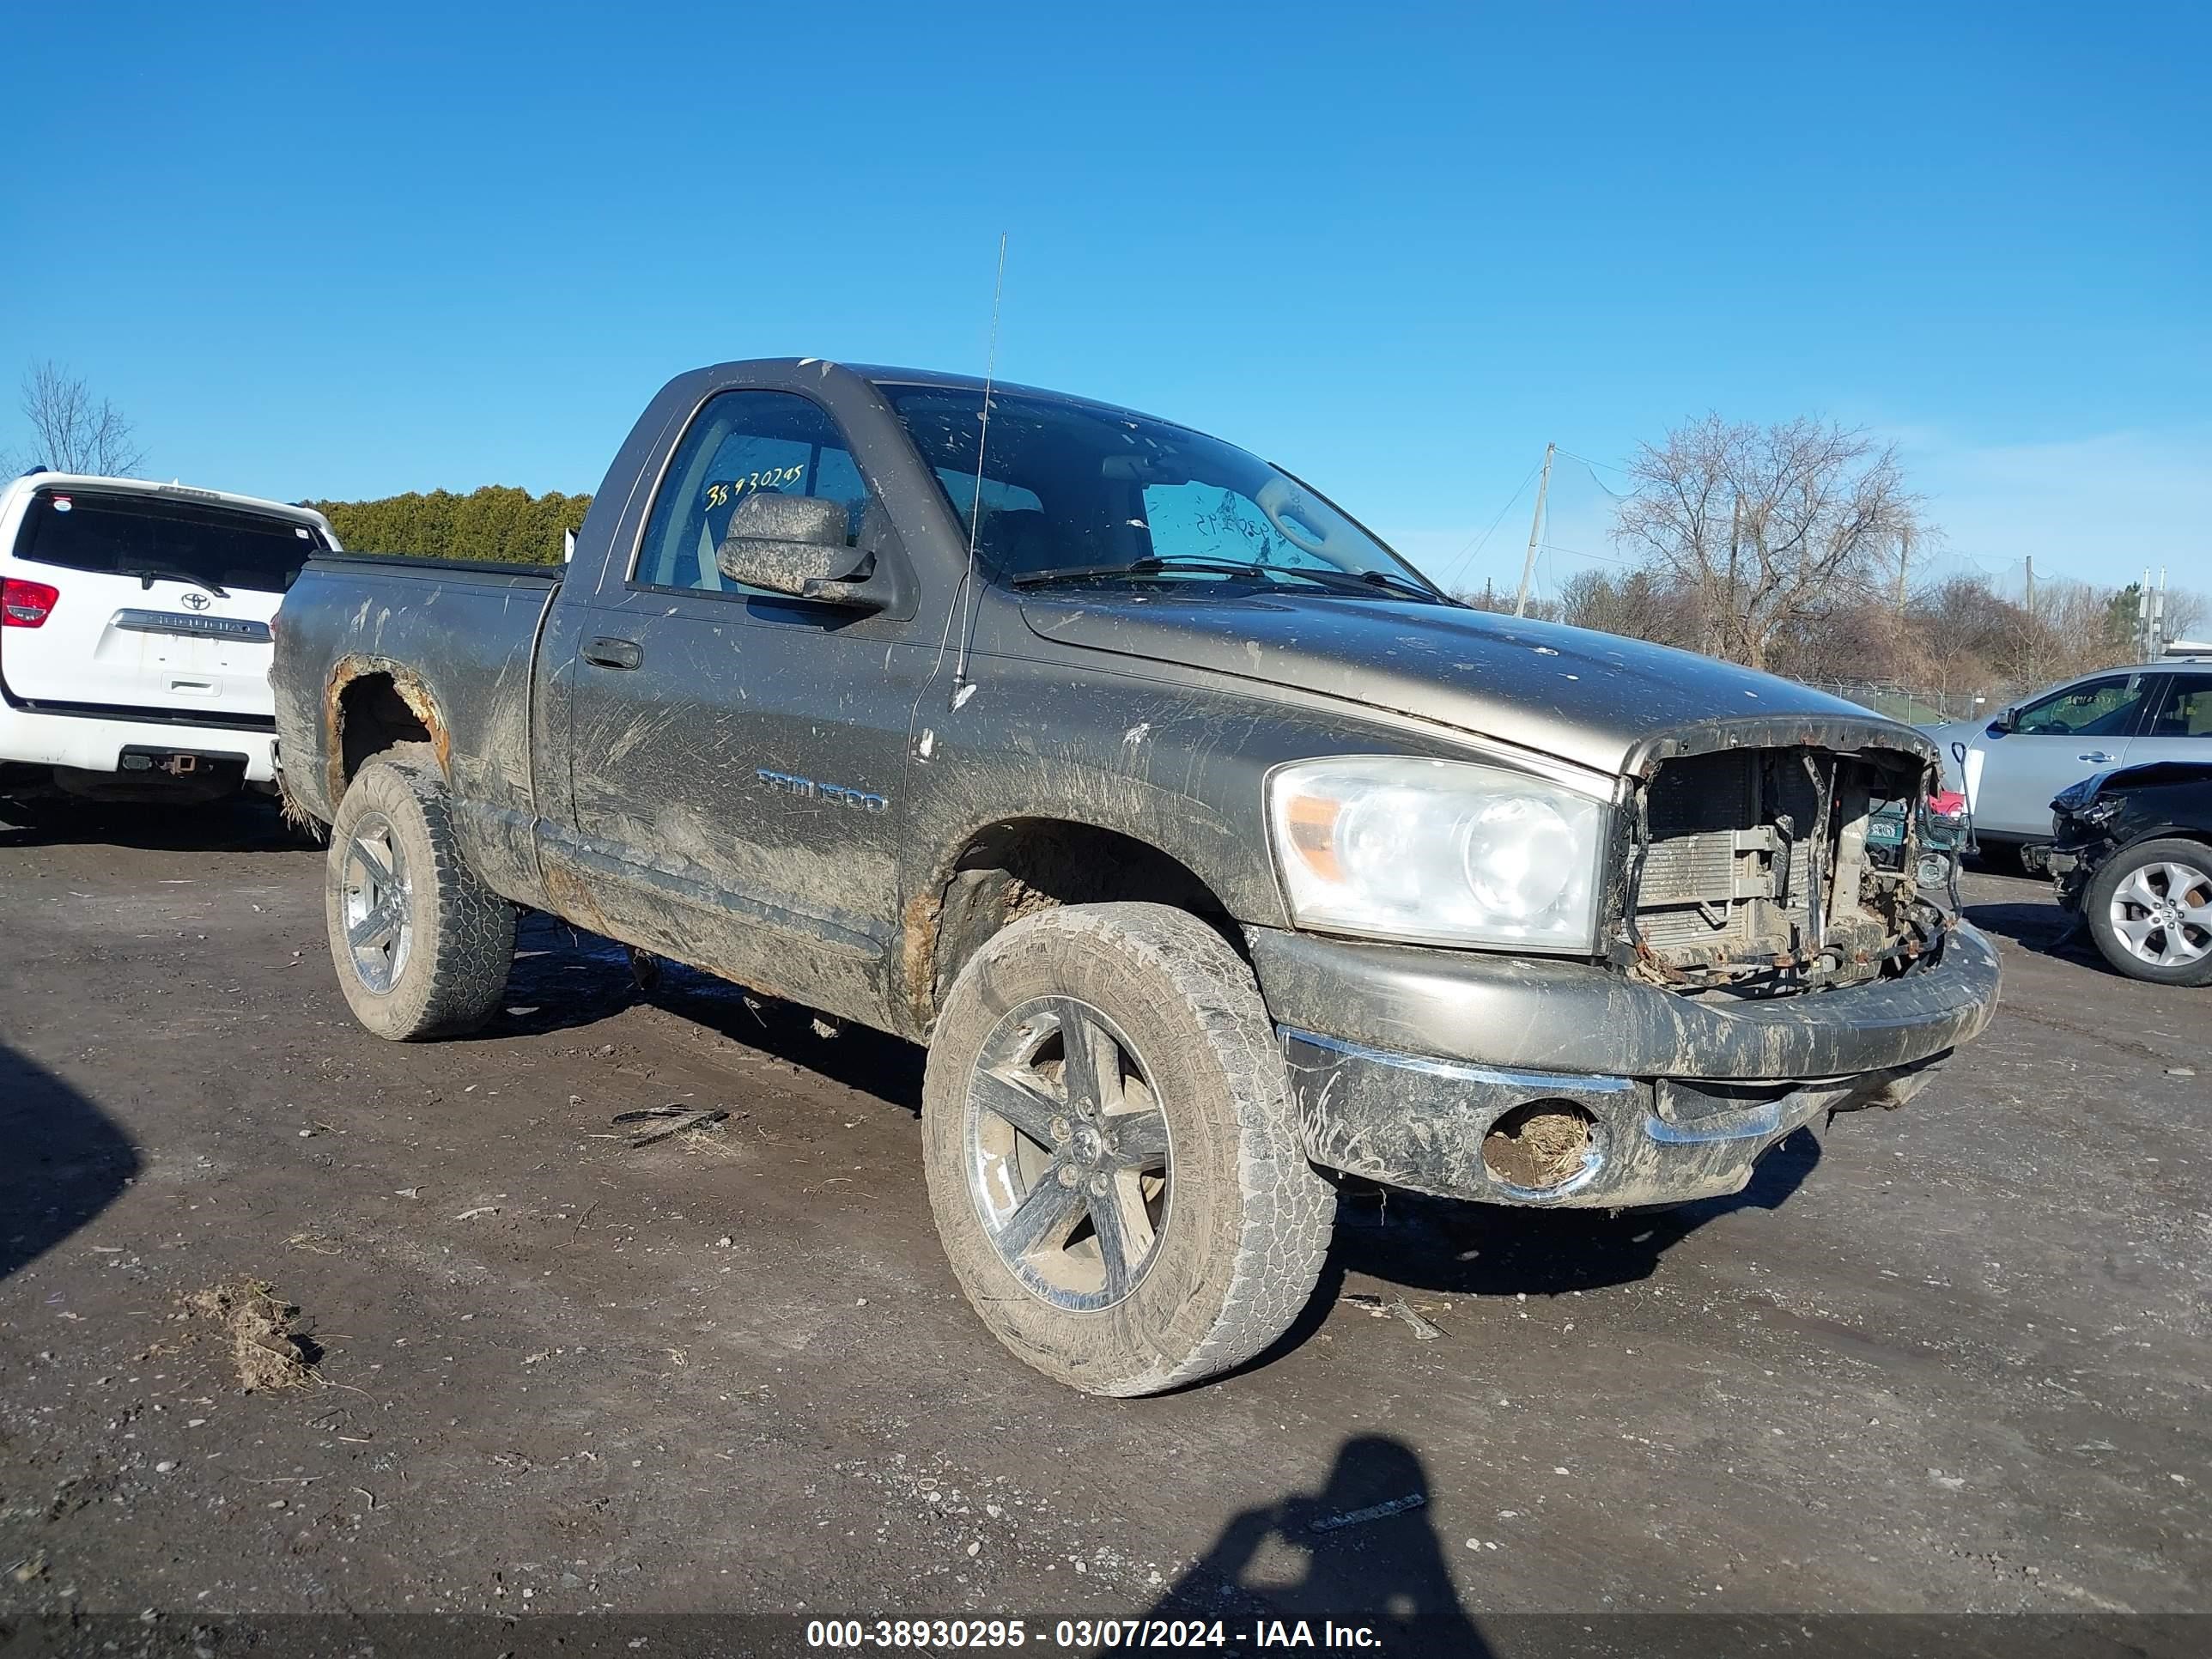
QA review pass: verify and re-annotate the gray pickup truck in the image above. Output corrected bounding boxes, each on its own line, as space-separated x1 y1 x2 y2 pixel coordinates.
271 358 2001 1395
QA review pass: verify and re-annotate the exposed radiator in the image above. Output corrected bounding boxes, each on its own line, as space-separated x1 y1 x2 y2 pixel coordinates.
1634 750 1823 967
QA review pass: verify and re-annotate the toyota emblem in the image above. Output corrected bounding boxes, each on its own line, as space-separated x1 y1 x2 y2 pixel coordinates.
183 592 212 611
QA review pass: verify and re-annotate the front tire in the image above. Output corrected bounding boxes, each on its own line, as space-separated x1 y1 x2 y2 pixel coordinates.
921 902 1334 1395
2085 838 2212 987
324 757 518 1039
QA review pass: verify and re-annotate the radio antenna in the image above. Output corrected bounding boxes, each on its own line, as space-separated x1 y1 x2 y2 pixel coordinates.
949 231 1007 693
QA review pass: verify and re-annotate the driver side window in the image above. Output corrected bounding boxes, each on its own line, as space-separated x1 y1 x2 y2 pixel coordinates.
633 391 869 597
2013 674 2148 736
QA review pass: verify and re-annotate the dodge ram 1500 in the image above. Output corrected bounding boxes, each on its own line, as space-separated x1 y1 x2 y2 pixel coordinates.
272 358 2001 1395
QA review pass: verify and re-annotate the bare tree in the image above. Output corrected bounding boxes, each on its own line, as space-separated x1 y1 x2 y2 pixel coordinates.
2163 586 2207 645
1611 414 1925 671
1554 566 1699 647
17 361 146 477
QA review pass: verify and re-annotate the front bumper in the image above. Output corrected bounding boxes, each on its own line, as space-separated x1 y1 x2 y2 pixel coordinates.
1249 921 2002 1208
2046 831 2111 910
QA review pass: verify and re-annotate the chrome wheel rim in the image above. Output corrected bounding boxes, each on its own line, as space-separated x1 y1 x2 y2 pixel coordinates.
2108 860 2212 968
964 996 1174 1312
341 811 413 992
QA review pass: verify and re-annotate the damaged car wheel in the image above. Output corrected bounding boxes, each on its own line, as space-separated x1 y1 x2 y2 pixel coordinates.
921 902 1334 1395
324 752 518 1039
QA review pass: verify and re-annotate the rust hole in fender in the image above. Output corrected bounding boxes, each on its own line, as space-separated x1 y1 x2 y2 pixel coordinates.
326 657 449 805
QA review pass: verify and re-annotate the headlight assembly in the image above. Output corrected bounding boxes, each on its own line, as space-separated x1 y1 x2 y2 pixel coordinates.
1267 756 1610 952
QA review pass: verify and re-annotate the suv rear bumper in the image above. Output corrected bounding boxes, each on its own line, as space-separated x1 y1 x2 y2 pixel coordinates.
1248 921 2001 1208
0 701 276 783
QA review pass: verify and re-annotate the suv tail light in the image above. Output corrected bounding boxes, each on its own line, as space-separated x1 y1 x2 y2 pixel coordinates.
2 577 60 627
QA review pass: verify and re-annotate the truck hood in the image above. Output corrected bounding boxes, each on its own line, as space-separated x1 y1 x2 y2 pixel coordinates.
1019 590 1931 777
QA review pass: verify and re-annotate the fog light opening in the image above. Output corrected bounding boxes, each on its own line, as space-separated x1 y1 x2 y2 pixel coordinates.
1482 1101 1599 1192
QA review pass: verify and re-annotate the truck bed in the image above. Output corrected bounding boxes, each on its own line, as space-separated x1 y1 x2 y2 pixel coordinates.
303 551 564 586
271 553 564 902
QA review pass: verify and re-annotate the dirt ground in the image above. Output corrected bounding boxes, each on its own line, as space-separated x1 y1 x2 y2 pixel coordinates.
1 799 2206 1645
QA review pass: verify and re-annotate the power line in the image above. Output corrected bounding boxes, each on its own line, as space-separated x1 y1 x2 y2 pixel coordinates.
1526 536 1638 611
1439 442 1650 592
1555 448 1632 499
1540 539 1633 567
1436 455 1545 590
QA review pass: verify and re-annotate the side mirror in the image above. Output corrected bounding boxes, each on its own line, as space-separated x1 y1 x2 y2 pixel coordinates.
1988 708 2015 736
715 494 881 605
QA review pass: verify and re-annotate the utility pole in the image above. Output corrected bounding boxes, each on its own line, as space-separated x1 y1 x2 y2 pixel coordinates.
2023 556 2036 683
1894 527 1911 613
1513 441 1555 618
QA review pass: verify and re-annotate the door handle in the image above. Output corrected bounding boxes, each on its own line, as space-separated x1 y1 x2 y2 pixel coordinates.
583 636 642 671
2076 750 2115 763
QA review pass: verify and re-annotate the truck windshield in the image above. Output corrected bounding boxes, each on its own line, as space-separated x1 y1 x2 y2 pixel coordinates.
13 489 325 595
884 386 1442 599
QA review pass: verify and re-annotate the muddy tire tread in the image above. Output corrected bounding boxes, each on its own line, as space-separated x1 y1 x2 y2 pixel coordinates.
922 902 1334 1396
325 751 516 1040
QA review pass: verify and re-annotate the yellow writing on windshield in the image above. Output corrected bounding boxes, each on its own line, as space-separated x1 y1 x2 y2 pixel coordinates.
705 465 807 513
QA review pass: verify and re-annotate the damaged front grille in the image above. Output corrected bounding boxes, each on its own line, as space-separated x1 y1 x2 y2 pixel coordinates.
1621 744 1937 994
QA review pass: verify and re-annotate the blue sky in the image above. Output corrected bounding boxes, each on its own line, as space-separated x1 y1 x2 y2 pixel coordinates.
3 2 2205 601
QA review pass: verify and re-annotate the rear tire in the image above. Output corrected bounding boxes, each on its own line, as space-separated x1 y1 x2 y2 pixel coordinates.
2085 838 2212 988
921 902 1334 1395
324 756 517 1039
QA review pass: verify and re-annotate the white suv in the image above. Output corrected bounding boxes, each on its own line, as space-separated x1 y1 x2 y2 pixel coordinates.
0 471 338 812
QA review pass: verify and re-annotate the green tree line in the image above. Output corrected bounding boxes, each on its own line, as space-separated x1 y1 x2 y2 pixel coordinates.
305 485 591 566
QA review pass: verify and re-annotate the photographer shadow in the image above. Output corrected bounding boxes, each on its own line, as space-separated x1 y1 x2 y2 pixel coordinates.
1142 1435 1487 1654
1 1042 141 1281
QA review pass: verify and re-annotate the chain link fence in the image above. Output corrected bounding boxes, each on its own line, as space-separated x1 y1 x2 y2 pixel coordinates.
1793 681 1997 726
